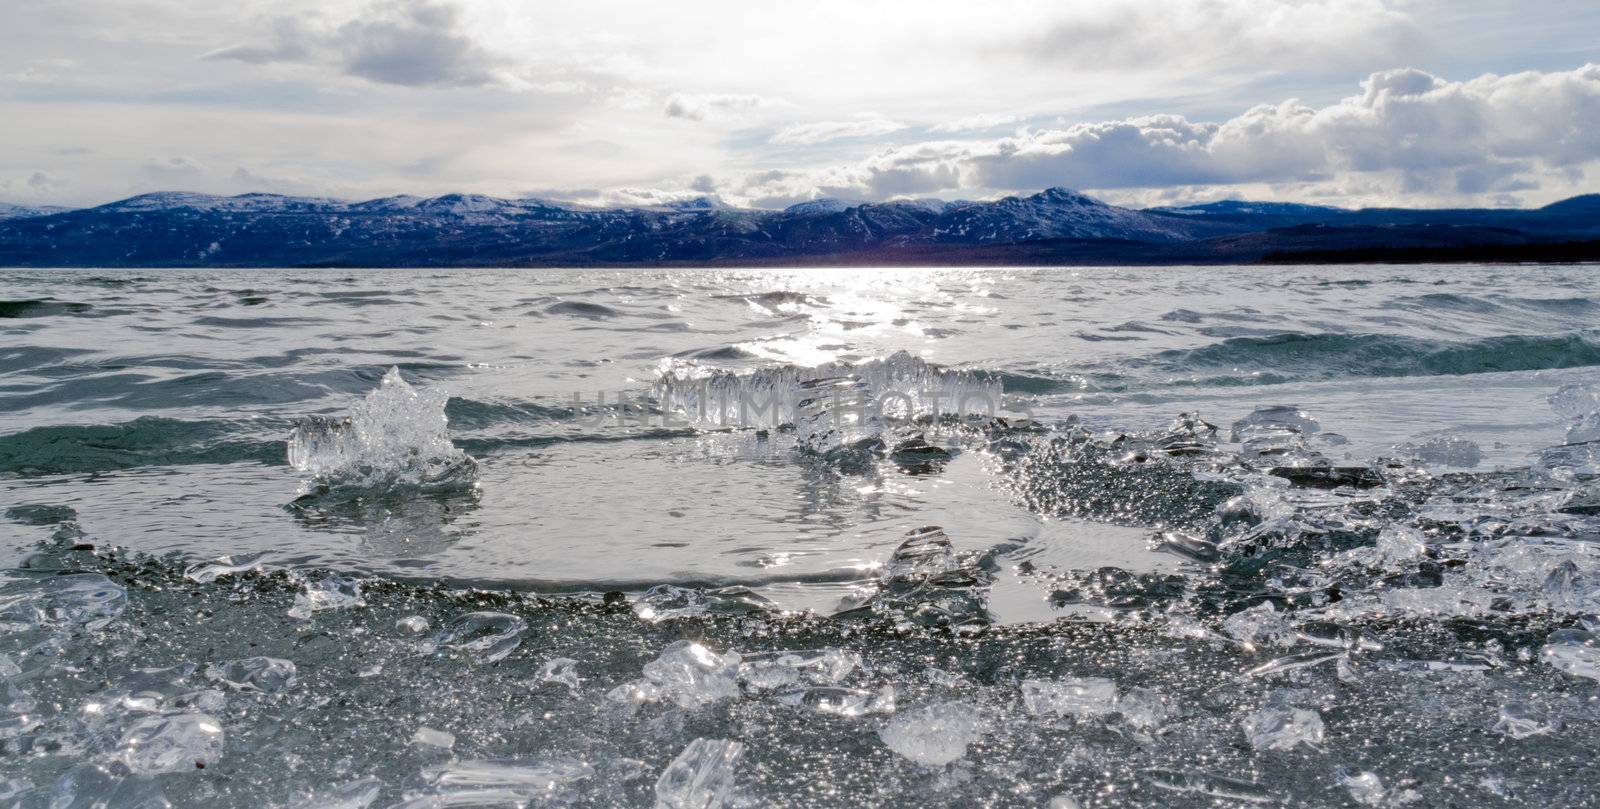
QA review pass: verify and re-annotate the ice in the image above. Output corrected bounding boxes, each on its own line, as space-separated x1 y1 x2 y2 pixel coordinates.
1549 382 1600 420
631 584 774 623
1115 686 1170 730
1539 628 1600 681
1374 525 1428 568
1139 769 1275 803
771 685 895 716
287 367 474 486
626 641 741 710
424 758 594 797
1494 704 1559 738
654 738 744 809
736 648 858 691
290 777 383 809
1020 677 1118 719
1241 690 1324 751
655 351 1004 450
206 656 297 693
82 663 225 719
1230 405 1320 460
1400 435 1484 468
0 573 126 633
183 552 266 583
883 526 961 582
119 712 225 774
428 612 528 663
1221 602 1295 650
287 573 363 620
1340 771 1387 806
539 657 580 690
879 701 988 767
396 615 431 634
411 726 455 749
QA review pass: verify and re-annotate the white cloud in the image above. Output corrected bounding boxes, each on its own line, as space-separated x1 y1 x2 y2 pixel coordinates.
770 118 907 145
728 64 1600 207
663 93 773 121
930 113 1021 133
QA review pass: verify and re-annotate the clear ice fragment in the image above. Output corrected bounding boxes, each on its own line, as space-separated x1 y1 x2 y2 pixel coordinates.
654 738 744 809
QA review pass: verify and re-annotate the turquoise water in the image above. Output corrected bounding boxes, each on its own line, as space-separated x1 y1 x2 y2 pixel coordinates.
2 265 1599 807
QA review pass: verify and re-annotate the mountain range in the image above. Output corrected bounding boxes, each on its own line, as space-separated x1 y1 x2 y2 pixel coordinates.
0 187 1596 267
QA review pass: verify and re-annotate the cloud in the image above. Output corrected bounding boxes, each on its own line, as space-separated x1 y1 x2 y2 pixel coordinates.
140 156 207 184
1013 0 1419 74
735 64 1600 206
663 93 771 121
206 0 506 88
930 113 1021 133
770 118 907 145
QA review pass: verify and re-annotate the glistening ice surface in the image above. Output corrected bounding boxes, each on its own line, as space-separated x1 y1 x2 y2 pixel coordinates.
2 265 1600 807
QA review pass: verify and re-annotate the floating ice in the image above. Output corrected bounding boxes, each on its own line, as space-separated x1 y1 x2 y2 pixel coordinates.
183 552 266 583
1115 686 1170 730
655 738 743 809
205 656 296 693
632 584 774 623
428 611 528 663
1494 704 1559 739
1139 769 1275 803
289 777 383 809
396 615 431 634
736 648 858 692
655 351 1004 450
1222 602 1295 650
1231 405 1320 460
1020 677 1118 719
411 726 455 749
620 641 741 711
287 574 363 620
424 758 594 797
0 573 126 634
1550 382 1600 420
1400 435 1484 468
772 685 895 717
1340 771 1387 806
1540 629 1600 682
884 526 961 582
119 713 225 774
539 657 580 690
879 701 988 767
1241 691 1324 751
287 367 474 486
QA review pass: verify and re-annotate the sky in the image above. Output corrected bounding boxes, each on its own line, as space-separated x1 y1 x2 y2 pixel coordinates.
2 0 1599 210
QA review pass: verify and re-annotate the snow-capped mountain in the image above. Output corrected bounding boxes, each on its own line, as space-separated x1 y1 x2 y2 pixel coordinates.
0 202 71 221
0 188 1594 266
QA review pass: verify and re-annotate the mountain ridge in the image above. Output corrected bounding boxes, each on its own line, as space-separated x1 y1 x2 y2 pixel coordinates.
0 188 1596 267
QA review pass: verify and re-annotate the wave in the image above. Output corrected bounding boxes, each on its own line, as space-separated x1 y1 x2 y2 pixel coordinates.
1143 330 1600 382
0 417 286 476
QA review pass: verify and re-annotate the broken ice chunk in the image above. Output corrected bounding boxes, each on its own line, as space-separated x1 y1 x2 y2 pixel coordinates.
539 657 580 690
884 526 961 582
1540 628 1600 682
287 574 363 620
1020 677 1118 719
879 701 988 767
638 641 741 710
428 612 528 664
411 726 455 749
736 648 859 692
771 685 895 717
1139 769 1275 803
205 657 296 693
1241 690 1324 751
1494 704 1559 739
289 777 384 809
655 738 743 809
119 713 225 774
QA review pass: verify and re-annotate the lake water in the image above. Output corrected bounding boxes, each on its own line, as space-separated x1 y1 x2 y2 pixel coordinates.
2 265 1599 807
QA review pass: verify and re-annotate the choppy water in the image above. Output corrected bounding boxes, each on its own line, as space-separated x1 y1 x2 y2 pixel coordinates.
2 265 1600 807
